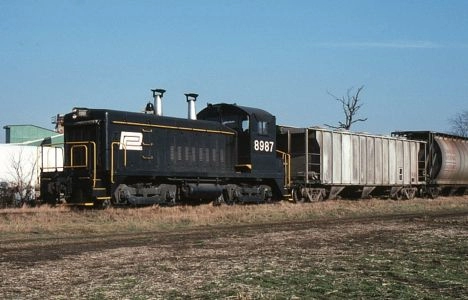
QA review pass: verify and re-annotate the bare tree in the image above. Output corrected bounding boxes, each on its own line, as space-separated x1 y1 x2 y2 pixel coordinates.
325 85 368 130
8 147 37 207
449 110 468 137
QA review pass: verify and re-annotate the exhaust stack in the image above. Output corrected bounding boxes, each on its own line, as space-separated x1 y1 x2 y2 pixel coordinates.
185 93 198 120
151 89 166 116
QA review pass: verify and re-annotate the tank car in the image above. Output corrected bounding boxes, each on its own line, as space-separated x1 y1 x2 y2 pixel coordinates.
392 131 468 197
40 90 285 206
277 126 426 201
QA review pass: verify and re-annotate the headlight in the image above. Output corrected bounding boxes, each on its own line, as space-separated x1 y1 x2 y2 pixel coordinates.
72 108 89 118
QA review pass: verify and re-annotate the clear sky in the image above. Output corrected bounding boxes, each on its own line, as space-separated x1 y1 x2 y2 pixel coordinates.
1 0 468 142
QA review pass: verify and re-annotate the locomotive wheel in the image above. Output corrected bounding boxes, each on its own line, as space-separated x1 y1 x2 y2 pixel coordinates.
101 199 111 209
222 187 237 205
260 185 273 203
93 198 111 209
212 194 224 206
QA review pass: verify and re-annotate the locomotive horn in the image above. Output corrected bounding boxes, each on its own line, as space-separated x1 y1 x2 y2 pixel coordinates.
185 93 198 120
151 89 166 116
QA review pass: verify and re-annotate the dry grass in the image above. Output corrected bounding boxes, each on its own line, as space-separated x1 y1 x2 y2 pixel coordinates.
1 203 467 299
1 196 468 239
1 197 467 299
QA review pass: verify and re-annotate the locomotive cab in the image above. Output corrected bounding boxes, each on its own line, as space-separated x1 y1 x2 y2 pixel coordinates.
198 103 282 177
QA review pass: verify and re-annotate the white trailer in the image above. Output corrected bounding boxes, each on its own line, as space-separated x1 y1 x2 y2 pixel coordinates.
0 144 63 191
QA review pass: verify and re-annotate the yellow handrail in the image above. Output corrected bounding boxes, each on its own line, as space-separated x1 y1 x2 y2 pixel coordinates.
65 141 97 187
70 144 88 168
111 142 127 183
41 140 97 187
276 150 291 188
112 120 236 135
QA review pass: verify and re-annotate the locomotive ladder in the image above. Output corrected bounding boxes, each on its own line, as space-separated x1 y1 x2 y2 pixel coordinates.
276 150 291 188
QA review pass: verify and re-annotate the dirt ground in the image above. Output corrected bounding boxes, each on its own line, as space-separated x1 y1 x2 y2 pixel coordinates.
1 210 467 299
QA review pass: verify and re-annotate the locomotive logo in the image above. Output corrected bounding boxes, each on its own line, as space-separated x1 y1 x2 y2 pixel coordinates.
119 131 143 151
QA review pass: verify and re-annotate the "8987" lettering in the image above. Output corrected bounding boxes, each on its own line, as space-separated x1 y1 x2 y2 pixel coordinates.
253 140 274 152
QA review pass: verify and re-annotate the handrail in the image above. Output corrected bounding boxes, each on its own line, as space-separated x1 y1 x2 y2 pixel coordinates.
70 144 88 168
40 145 64 172
65 141 97 188
112 120 236 136
276 150 291 188
111 142 127 183
41 140 97 187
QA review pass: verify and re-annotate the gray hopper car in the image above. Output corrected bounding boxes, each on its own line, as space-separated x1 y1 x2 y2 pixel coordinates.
277 126 426 201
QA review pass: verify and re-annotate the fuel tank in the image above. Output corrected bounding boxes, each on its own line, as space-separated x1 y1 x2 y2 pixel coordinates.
433 136 468 184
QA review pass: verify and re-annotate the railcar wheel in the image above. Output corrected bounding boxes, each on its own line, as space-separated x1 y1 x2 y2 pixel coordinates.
391 191 402 200
292 188 305 203
428 187 440 199
315 190 324 202
402 188 416 200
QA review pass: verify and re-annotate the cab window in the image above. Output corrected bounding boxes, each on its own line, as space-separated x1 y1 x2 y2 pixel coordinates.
222 115 250 133
257 121 268 135
241 116 249 132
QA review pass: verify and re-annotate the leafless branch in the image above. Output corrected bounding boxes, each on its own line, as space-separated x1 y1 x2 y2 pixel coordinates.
449 110 468 137
325 85 367 130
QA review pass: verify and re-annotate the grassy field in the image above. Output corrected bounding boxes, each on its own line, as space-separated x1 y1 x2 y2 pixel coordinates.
1 196 468 238
0 197 467 299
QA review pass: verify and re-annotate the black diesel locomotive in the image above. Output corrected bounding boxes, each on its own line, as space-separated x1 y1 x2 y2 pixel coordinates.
40 89 468 206
40 91 285 206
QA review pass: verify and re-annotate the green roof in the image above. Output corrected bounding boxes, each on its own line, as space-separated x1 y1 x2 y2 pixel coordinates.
3 124 64 146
